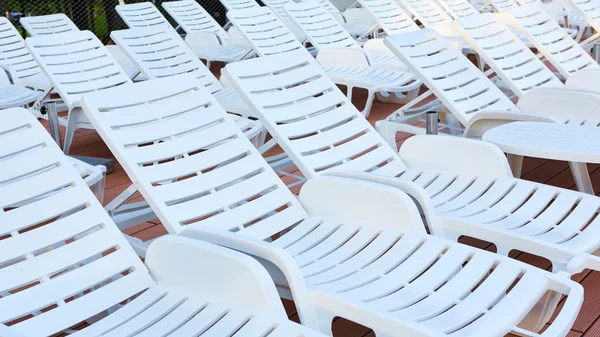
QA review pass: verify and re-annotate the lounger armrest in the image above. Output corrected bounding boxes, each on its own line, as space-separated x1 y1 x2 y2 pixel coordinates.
463 110 558 138
363 38 393 55
321 170 444 236
177 227 320 329
439 216 578 271
518 87 600 119
185 31 223 46
538 283 583 337
145 235 285 314
316 48 370 67
0 63 17 84
398 134 513 177
298 175 427 232
565 69 600 92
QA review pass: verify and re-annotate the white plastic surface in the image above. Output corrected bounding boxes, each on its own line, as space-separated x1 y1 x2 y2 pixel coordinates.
0 108 321 337
20 13 79 36
225 48 600 282
439 0 480 18
400 0 455 27
228 7 420 116
81 75 585 337
162 0 231 41
507 4 600 79
454 13 564 98
384 29 518 125
358 0 420 35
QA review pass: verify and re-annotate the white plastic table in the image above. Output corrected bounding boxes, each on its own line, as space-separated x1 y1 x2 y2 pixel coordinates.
482 121 600 194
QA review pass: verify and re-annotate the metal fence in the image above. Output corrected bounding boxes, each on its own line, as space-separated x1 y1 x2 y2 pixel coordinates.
3 0 231 42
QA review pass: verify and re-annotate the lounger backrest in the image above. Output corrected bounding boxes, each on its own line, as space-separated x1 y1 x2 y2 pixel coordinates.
357 0 420 35
489 0 518 11
507 4 600 77
304 0 342 13
0 108 152 337
438 0 479 18
0 18 44 83
261 0 296 17
385 29 518 124
224 50 408 179
568 0 600 33
228 7 307 56
111 27 224 94
284 2 361 51
400 0 454 27
19 13 79 36
82 75 308 239
219 0 261 11
454 13 563 97
116 2 173 29
26 31 132 107
162 0 230 41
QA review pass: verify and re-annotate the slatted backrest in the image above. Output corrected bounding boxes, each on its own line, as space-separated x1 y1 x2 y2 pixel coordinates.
228 7 307 56
568 0 600 32
0 18 44 84
385 29 518 124
400 0 454 27
305 0 343 13
19 14 79 36
438 0 479 18
219 0 261 11
515 0 544 5
489 0 519 11
224 50 408 179
454 13 563 97
508 4 600 77
284 2 361 51
162 0 230 41
261 0 296 17
116 2 173 29
0 108 152 337
26 31 132 107
358 0 420 35
111 28 224 94
82 75 307 239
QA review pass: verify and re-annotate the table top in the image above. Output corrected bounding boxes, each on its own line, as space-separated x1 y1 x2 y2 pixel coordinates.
482 121 600 163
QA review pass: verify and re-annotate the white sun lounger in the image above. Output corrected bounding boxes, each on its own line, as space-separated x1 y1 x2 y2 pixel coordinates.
0 107 325 337
283 2 420 104
297 0 379 38
110 27 265 146
356 0 421 35
438 0 481 17
19 14 141 80
506 4 600 88
116 2 252 67
484 0 586 40
25 30 132 155
227 7 420 116
453 12 596 99
225 48 600 280
81 73 585 337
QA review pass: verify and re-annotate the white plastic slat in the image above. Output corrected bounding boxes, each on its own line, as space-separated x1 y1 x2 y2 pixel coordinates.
162 0 229 40
439 0 479 18
225 50 408 179
0 18 46 86
20 14 79 36
455 13 563 97
111 28 224 95
219 0 261 11
385 29 518 124
400 0 454 27
357 0 419 35
26 31 132 107
228 7 306 56
116 2 173 29
284 2 361 51
81 75 307 238
507 4 600 78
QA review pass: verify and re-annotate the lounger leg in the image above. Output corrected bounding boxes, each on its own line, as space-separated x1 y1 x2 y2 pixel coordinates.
507 154 523 178
63 108 81 155
360 90 375 117
569 161 594 194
